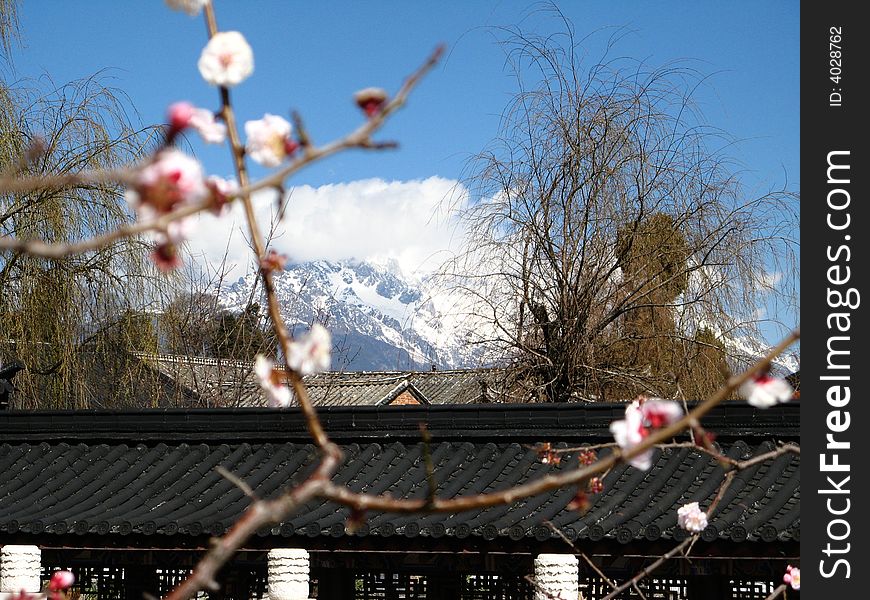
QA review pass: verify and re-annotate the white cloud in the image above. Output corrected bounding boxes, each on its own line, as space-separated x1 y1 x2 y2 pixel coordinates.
184 177 469 279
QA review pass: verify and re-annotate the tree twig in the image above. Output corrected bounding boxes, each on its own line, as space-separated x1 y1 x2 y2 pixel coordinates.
763 583 788 600
215 465 257 500
600 537 693 600
544 520 616 590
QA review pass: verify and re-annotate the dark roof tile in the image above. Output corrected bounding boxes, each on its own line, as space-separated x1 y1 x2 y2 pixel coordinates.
0 404 799 546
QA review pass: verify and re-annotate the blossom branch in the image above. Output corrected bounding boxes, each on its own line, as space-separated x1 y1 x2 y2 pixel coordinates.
164 452 340 600
763 583 788 600
600 537 694 600
317 329 799 515
215 465 256 500
1 2 799 597
0 197 212 258
667 441 800 471
174 335 796 600
200 2 335 453
583 435 801 598
543 520 617 590
522 575 567 600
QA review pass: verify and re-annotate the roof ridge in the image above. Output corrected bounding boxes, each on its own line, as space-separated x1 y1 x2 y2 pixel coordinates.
0 402 800 443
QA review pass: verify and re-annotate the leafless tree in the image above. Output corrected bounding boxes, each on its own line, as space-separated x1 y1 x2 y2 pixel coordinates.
442 23 799 402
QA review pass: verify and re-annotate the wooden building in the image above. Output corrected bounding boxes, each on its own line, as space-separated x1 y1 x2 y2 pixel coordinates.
0 402 799 599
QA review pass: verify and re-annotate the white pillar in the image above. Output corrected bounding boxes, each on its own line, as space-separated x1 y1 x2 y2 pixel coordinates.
267 548 312 600
0 545 42 595
534 553 578 600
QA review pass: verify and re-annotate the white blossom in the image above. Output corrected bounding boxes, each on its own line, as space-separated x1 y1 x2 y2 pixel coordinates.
739 373 793 408
165 216 197 244
198 31 254 87
189 108 227 144
244 114 295 167
254 355 293 408
610 401 653 470
168 102 226 144
609 398 682 471
287 324 331 376
165 0 209 16
676 502 708 533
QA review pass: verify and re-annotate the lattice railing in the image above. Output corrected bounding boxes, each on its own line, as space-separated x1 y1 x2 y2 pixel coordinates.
462 573 533 599
579 576 689 599
730 579 776 599
42 565 126 600
354 572 428 599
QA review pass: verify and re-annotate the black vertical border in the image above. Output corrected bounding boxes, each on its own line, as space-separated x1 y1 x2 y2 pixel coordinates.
802 3 868 596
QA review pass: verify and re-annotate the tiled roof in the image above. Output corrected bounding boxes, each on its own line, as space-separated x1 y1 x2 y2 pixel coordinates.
303 369 502 406
0 403 799 551
137 353 503 407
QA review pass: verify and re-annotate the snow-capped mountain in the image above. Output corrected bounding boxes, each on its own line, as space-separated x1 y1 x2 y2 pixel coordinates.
220 258 798 377
220 259 484 371
727 333 800 376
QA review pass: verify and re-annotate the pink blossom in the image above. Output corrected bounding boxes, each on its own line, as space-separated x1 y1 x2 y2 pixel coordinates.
168 101 196 132
287 324 332 376
167 102 225 143
609 397 682 470
640 398 683 428
739 372 793 408
48 570 75 591
353 87 388 118
676 502 708 533
254 355 293 407
783 565 800 590
151 242 182 272
126 149 207 215
124 150 206 273
259 249 288 273
244 114 297 167
165 0 209 16
198 31 254 87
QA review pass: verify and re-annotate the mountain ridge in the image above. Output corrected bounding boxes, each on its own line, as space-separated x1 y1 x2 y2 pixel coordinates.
220 258 482 371
219 258 799 376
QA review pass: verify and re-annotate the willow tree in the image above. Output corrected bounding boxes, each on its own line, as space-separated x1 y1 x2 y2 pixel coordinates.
0 71 168 408
445 25 798 402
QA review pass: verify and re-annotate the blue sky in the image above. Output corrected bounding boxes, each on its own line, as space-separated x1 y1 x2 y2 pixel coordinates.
9 2 799 340
12 2 798 190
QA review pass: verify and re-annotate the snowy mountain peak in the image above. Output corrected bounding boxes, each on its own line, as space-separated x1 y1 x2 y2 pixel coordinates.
219 258 797 378
220 259 482 371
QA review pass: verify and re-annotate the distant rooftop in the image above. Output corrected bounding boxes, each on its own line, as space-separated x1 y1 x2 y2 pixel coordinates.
135 353 506 408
